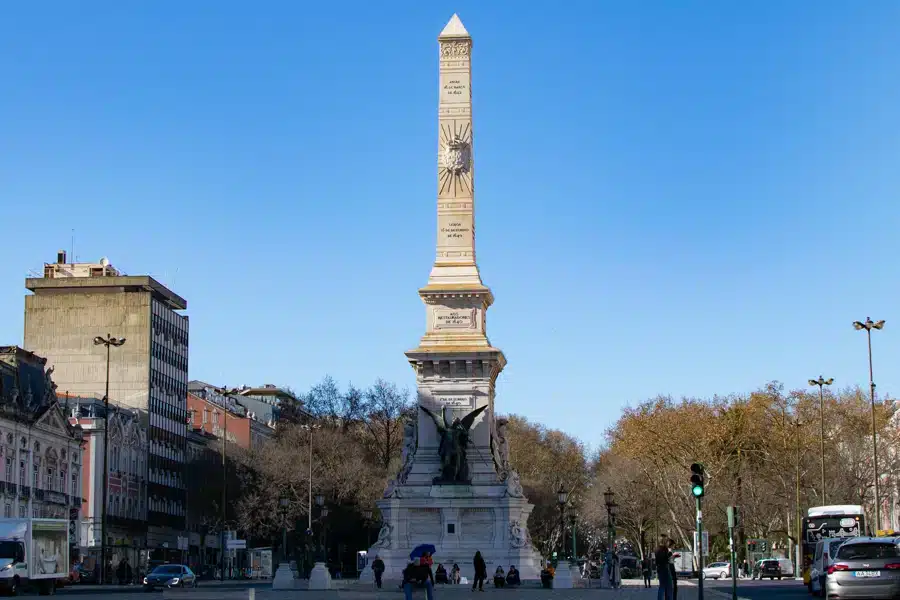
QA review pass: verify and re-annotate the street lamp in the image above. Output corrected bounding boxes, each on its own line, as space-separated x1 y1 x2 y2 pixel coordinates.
92 334 126 585
557 486 568 560
214 387 240 581
791 419 803 578
603 487 616 552
808 376 834 503
854 317 885 531
280 498 290 564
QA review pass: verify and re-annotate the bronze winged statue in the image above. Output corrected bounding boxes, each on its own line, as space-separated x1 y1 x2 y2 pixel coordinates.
420 404 487 483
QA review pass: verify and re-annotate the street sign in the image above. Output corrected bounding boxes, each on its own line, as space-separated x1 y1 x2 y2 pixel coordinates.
177 536 189 551
227 539 247 550
693 530 709 556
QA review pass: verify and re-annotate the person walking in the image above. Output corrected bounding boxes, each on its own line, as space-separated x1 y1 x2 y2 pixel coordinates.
642 556 652 589
472 551 487 592
372 555 385 589
655 537 673 600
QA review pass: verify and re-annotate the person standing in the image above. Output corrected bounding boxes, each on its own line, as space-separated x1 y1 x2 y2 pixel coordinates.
667 539 678 600
642 556 652 589
372 555 385 589
655 537 673 600
472 551 487 592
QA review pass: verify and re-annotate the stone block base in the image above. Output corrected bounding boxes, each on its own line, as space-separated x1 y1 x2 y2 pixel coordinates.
308 562 332 590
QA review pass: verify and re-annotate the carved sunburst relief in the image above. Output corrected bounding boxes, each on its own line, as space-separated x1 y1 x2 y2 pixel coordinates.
439 121 472 196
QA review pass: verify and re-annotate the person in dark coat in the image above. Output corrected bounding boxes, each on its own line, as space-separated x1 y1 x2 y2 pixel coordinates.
372 555 385 589
472 551 487 591
655 537 673 600
668 539 678 600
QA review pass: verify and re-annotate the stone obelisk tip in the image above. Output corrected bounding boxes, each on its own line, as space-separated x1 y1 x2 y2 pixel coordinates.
439 14 470 38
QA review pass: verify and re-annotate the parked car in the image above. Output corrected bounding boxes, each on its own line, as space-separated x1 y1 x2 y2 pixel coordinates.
759 559 783 580
143 565 198 590
810 539 846 596
825 537 900 600
702 562 731 580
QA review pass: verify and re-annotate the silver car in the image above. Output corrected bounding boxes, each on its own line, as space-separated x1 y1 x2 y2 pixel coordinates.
825 537 900 600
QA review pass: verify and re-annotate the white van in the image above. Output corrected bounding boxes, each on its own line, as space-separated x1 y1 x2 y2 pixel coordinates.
777 558 795 578
809 538 846 596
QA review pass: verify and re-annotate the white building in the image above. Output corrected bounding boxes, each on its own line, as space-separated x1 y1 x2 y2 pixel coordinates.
0 347 83 536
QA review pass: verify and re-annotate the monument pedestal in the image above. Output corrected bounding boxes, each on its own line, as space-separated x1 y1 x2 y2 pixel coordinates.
371 481 541 581
271 563 295 590
308 562 332 590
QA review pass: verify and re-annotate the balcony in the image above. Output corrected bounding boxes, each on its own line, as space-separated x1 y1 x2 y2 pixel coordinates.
45 492 67 506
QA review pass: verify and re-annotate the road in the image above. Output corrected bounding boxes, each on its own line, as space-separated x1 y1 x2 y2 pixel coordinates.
703 577 809 600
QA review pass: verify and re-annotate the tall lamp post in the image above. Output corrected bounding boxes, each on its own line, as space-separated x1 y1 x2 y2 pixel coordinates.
791 419 803 578
214 387 240 581
556 487 569 560
808 376 834 504
854 317 885 531
93 334 126 585
603 487 616 551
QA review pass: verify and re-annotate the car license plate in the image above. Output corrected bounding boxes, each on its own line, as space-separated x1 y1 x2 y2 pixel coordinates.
854 571 881 577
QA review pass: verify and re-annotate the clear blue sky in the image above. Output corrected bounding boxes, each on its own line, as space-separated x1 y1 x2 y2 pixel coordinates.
2 2 900 447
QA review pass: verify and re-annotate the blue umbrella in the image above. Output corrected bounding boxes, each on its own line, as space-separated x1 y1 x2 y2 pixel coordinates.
410 544 437 560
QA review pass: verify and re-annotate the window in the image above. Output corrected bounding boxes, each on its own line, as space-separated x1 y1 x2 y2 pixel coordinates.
32 507 39 519
202 409 208 425
4 458 10 483
18 462 24 486
837 543 900 560
45 468 54 491
32 464 38 488
3 505 10 518
71 472 78 498
18 506 25 518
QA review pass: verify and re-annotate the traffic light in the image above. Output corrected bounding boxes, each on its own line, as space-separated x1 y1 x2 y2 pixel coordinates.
690 463 705 497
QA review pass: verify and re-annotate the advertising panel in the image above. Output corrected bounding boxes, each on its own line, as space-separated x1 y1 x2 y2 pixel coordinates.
32 520 68 579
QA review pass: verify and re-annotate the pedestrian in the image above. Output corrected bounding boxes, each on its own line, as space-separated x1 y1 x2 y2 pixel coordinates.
743 559 750 579
667 539 678 600
402 558 434 600
472 551 487 592
655 537 673 600
372 555 385 589
642 555 652 589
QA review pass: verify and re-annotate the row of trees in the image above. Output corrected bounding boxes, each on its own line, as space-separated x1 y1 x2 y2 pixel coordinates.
194 376 898 568
597 382 899 560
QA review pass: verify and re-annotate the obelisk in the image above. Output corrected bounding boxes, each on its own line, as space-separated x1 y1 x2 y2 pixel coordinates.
429 13 481 288
369 15 541 582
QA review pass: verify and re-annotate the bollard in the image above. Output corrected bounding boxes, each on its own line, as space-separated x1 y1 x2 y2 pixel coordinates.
249 588 256 600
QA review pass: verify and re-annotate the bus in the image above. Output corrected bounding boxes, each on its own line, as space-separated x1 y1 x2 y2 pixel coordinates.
801 505 866 562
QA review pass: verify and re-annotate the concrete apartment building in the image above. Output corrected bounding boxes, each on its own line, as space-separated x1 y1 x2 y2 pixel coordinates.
24 251 189 552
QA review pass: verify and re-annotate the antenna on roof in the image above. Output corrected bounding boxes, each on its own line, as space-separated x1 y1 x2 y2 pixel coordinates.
71 229 76 263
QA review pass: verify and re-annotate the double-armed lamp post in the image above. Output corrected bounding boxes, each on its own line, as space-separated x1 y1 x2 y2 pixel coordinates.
853 317 885 531
92 334 126 585
807 376 833 503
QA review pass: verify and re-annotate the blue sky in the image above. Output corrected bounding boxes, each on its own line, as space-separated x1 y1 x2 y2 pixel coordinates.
2 2 900 448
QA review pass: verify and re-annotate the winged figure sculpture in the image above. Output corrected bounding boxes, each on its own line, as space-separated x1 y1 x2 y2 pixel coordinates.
420 404 487 483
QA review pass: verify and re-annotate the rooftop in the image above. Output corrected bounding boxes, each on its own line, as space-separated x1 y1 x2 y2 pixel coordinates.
26 251 186 310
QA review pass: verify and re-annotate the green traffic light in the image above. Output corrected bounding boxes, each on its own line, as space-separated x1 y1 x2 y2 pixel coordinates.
692 484 704 497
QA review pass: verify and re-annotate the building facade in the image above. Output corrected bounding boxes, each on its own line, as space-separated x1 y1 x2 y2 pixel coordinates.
0 347 83 548
24 252 188 549
69 396 148 576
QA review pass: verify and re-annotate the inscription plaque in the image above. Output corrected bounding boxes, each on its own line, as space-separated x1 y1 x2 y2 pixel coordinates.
438 214 473 246
440 73 470 104
434 396 474 408
434 308 476 330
